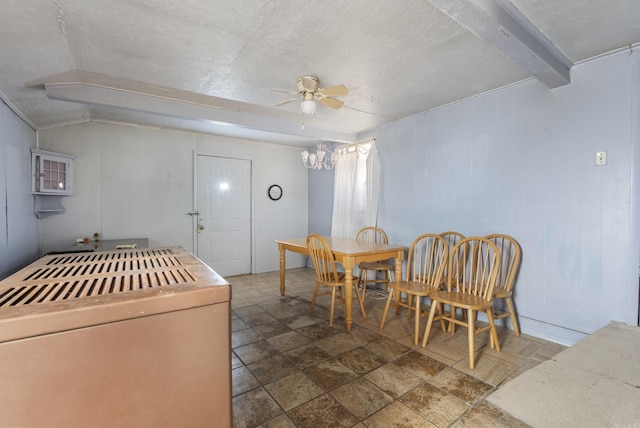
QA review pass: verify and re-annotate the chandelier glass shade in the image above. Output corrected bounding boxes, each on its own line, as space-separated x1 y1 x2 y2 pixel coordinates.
301 143 337 170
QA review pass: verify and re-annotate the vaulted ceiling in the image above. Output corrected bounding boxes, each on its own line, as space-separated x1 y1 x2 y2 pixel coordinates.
1 0 638 146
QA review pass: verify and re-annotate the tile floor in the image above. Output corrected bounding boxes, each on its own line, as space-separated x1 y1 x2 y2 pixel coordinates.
229 268 566 428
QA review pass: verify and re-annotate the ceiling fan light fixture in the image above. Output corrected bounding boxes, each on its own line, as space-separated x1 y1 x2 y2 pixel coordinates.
273 75 347 114
301 99 316 114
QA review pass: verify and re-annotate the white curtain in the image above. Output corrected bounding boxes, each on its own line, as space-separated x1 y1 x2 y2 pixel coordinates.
331 140 380 238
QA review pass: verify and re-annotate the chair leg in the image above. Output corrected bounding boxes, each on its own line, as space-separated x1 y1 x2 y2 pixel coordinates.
467 308 475 369
309 281 321 315
449 305 457 334
407 295 417 320
385 270 393 293
421 301 439 348
329 287 337 327
379 289 394 330
488 308 496 349
358 268 367 302
354 282 367 319
413 293 421 345
487 308 501 352
505 296 520 336
438 302 447 332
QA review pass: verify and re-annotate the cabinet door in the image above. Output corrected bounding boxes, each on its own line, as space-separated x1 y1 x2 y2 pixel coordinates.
31 150 74 194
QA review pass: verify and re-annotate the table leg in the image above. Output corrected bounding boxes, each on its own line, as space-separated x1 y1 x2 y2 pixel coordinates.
394 253 404 314
394 252 403 282
343 257 355 332
278 244 286 296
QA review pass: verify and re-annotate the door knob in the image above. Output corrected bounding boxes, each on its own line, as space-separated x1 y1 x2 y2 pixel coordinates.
197 224 205 231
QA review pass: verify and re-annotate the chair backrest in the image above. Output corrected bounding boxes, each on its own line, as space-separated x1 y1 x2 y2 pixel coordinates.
448 237 500 302
355 226 389 244
405 233 448 288
439 231 467 283
439 231 465 248
306 234 340 283
484 234 521 292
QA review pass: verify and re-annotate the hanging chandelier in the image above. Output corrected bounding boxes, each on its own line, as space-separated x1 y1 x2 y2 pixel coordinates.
301 143 337 170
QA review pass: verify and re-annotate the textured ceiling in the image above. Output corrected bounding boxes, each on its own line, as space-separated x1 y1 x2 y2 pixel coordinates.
0 0 638 147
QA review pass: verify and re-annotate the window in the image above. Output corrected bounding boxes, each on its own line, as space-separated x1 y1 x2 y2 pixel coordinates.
31 149 75 195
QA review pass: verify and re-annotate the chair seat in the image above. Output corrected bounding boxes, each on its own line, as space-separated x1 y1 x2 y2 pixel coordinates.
430 290 494 310
493 286 511 298
389 280 435 297
319 272 358 287
358 261 393 271
307 234 367 327
357 261 394 302
422 237 501 370
485 234 521 336
379 233 448 345
491 286 514 321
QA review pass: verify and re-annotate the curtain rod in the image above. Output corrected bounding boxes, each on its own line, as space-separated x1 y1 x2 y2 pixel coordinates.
336 137 375 150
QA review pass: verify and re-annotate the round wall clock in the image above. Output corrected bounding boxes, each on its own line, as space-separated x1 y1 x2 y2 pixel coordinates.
268 184 283 201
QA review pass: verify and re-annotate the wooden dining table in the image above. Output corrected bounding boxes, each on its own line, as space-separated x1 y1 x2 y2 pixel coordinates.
276 237 407 331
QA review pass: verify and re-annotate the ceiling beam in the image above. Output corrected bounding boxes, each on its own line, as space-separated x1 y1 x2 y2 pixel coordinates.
26 70 356 143
427 0 572 88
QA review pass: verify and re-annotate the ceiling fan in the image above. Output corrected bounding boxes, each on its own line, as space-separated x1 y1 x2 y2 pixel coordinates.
272 75 348 114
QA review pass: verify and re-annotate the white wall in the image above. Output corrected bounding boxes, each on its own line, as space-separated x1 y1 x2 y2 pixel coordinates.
37 122 308 273
307 156 335 236
195 133 308 273
355 49 640 345
28 49 640 345
0 100 40 278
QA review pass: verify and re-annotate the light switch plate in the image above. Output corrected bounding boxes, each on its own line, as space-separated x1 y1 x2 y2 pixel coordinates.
595 151 607 166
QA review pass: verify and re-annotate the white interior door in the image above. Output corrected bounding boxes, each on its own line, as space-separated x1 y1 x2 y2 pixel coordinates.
196 155 251 276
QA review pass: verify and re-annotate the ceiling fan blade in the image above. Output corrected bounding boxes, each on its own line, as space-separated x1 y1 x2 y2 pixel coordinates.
318 96 344 110
274 97 299 107
318 84 348 97
271 88 298 94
